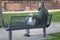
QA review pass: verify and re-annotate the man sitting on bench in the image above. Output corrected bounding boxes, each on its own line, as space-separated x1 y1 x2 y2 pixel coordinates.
24 1 48 37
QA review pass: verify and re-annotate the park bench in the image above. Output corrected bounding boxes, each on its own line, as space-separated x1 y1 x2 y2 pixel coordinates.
2 14 52 40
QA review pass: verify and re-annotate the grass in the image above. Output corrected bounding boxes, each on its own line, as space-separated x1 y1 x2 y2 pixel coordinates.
45 32 60 40
3 11 60 22
49 11 60 22
0 25 2 28
2 12 37 27
48 32 60 37
45 38 60 40
1 11 60 27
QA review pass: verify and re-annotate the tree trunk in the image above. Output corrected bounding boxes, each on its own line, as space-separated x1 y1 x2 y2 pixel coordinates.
0 1 2 27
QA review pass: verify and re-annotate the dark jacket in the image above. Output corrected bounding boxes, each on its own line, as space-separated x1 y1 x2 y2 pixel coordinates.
35 7 48 25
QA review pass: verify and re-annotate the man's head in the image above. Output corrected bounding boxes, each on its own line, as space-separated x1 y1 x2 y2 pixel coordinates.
39 1 44 8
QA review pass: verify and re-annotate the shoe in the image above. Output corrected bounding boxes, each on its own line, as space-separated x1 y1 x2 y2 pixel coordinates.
24 34 30 37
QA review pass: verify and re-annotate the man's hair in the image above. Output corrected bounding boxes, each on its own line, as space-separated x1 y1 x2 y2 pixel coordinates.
39 1 44 7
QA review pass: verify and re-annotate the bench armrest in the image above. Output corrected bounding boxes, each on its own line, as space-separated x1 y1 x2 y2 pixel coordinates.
47 14 52 27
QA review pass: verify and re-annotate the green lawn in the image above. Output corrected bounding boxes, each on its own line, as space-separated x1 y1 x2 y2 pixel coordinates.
45 38 60 40
45 32 60 40
49 11 60 22
3 11 60 22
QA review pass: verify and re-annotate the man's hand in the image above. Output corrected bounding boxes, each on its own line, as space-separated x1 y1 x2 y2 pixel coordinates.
28 13 33 17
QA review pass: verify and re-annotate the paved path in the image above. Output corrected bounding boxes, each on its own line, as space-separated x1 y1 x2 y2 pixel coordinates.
0 22 60 40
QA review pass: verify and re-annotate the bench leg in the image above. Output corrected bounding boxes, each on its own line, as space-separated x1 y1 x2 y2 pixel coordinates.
9 31 12 40
43 27 46 37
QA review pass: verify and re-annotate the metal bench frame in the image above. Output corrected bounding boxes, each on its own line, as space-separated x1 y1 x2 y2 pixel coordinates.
2 14 52 40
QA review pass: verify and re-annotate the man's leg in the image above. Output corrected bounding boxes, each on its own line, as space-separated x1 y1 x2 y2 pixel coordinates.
24 29 30 37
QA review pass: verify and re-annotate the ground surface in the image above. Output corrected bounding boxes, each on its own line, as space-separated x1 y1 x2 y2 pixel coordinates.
0 22 60 40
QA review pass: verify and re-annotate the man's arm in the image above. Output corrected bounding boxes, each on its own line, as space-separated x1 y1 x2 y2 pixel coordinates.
38 9 44 19
33 9 44 20
33 15 40 20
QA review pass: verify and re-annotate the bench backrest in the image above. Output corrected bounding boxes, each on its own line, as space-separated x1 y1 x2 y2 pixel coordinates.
2 14 52 30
